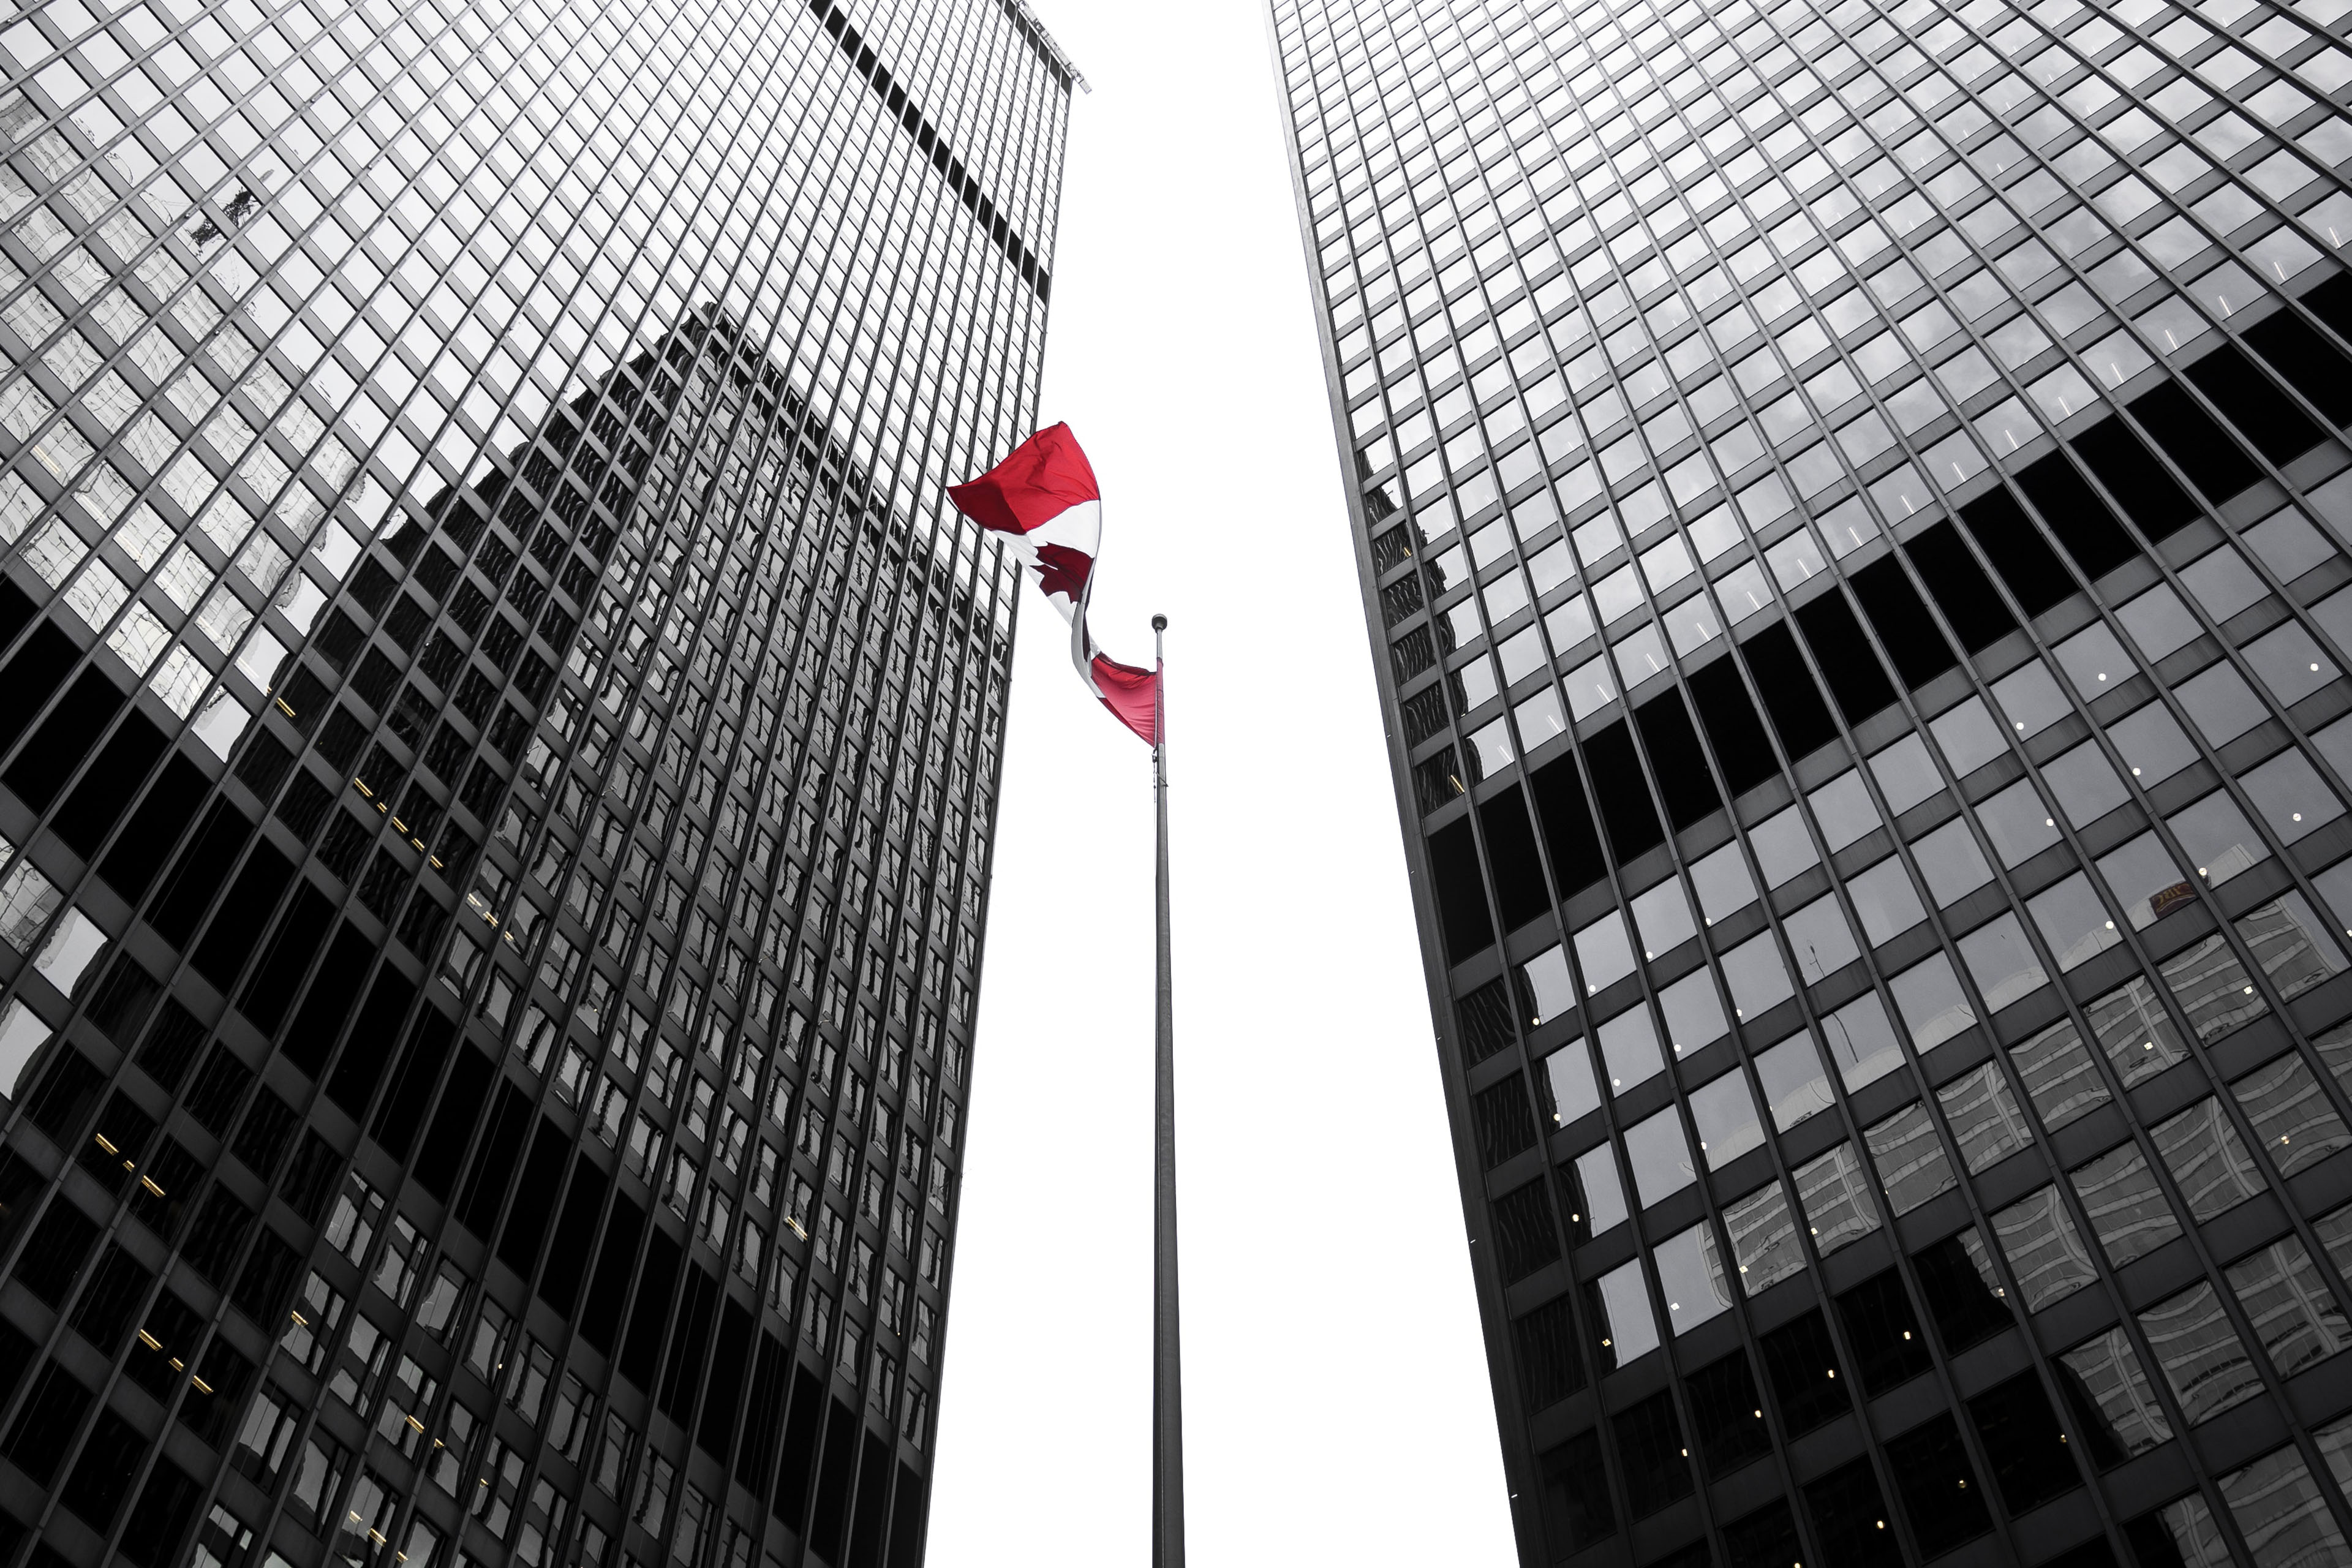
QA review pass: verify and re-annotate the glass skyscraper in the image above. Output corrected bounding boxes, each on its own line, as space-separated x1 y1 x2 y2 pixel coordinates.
1273 0 2352 1562
0 0 1070 1564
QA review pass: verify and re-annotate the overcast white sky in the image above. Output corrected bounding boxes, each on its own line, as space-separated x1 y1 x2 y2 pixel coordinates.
925 2 1517 1566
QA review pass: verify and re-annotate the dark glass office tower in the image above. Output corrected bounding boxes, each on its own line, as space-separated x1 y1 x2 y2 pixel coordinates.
0 0 1071 1564
1273 0 2352 1562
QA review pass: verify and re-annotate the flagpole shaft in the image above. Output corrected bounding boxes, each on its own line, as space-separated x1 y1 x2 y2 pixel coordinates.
1150 614 1185 1568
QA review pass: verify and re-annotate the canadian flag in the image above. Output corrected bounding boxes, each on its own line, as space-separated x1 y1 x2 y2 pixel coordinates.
948 424 1159 744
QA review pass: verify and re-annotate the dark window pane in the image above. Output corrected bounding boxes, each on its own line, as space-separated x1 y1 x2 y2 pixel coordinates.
1759 1308 1847 1436
1536 1428 1616 1557
1803 1457 1904 1568
1835 1270 1932 1395
1611 1391 1692 1518
1885 1413 1991 1557
1685 1350 1773 1480
1967 1373 2080 1514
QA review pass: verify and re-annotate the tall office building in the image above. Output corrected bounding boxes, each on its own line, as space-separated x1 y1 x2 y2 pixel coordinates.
1273 0 2352 1562
0 0 1071 1564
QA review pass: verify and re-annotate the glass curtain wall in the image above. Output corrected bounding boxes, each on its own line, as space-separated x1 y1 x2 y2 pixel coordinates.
1272 0 2352 1562
0 0 1075 1564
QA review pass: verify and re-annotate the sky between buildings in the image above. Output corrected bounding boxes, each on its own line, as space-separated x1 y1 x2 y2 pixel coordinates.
923 1 1518 1563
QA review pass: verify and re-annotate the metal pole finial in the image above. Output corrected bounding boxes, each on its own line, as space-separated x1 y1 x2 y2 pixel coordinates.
1152 612 1168 632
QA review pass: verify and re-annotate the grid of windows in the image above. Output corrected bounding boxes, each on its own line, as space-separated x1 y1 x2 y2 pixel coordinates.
0 0 1069 1564
1276 0 2352 1562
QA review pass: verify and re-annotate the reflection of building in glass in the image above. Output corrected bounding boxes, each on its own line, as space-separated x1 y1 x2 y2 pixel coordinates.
1274 0 2352 1556
0 0 1069 1561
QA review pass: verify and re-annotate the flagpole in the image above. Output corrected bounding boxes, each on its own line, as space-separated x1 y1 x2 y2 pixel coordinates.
1149 612 1186 1568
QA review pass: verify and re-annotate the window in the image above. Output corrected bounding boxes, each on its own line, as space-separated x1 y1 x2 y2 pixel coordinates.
2069 1140 2180 1268
2228 1049 2352 1178
2060 1325 2171 1463
1793 1142 1879 1255
1687 1071 1762 1170
281 1273 346 1374
1864 1102 1955 1215
285 1433 349 1532
1759 1309 1847 1435
231 1382 301 1488
2226 1236 2349 1380
2138 1281 2261 1426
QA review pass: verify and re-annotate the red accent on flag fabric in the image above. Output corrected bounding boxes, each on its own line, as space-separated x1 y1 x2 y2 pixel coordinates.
1032 541 1095 601
951 424 1158 748
944 421 1099 535
1091 655 1160 745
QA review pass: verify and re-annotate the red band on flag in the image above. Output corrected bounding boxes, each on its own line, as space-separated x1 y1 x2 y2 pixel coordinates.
950 424 1159 747
1091 655 1159 746
945 423 1099 533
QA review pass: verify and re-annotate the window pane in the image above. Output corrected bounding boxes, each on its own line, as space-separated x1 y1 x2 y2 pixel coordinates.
1989 1185 2097 1310
1598 1006 1665 1095
1959 912 2050 1011
1630 877 1697 960
1658 969 1729 1057
2052 620 2133 698
1575 1144 1628 1237
1807 771 1883 853
1689 839 1758 922
1991 660 2070 739
1689 1070 1764 1171
2149 1098 2267 1223
1975 778 2061 868
1724 1180 1806 1295
2237 891 2351 1000
2175 661 2266 748
2224 1237 2351 1381
1521 946 1577 1025
2082 981 2188 1091
2007 1016 2110 1133
2239 746 2344 843
1912 818 1994 907
1864 1102 1955 1216
1749 804 1820 887
1890 952 1978 1050
1936 1062 2034 1173
1594 1257 1658 1366
2178 546 2268 624
2094 831 2188 930
1575 910 1638 994
2116 583 2203 663
2107 700 2201 785
2138 1281 2261 1426
2215 1445 2351 1563
2315 858 2352 943
1822 990 1905 1091
1624 1106 1697 1209
2042 741 2129 827
1931 696 2010 776
1544 1038 1602 1129
1721 930 1796 1022
1793 1142 1880 1256
1868 733 1941 816
1846 856 1926 946
1755 1033 1834 1131
2058 1326 2173 1460
2242 619 2340 707
1654 1223 1732 1335
1784 894 1861 984
2027 872 2121 971
2068 1142 2181 1267
2229 1050 2352 1178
